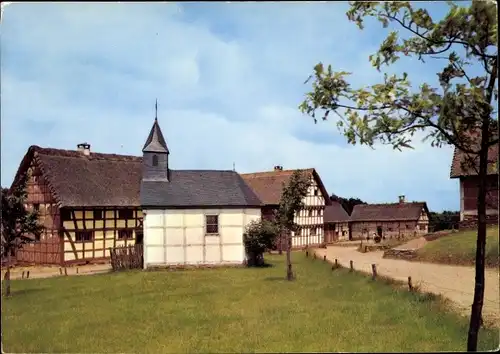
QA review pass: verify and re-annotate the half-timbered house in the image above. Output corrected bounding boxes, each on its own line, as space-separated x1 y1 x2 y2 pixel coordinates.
10 144 144 266
140 118 263 268
450 140 499 228
349 196 429 240
324 201 351 243
240 166 331 248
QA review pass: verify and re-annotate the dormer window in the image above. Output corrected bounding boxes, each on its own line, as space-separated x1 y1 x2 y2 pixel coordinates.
152 155 158 167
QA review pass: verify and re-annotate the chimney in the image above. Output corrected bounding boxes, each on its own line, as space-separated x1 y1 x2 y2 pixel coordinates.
398 195 406 204
274 165 283 171
77 143 91 156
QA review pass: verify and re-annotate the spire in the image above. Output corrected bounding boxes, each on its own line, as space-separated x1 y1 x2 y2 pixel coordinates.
142 101 169 153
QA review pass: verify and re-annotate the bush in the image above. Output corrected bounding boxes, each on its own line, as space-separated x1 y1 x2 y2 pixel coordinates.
243 220 279 267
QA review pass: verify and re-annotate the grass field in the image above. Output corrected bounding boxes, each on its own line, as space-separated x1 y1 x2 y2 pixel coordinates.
416 227 499 267
2 253 498 353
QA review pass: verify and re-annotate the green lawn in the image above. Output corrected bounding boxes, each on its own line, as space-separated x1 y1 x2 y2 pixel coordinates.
417 227 499 267
2 253 498 353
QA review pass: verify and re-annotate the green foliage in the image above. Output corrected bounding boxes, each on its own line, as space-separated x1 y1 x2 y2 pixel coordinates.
243 219 279 266
300 0 498 153
330 194 366 215
277 170 311 232
1 174 44 259
428 211 460 232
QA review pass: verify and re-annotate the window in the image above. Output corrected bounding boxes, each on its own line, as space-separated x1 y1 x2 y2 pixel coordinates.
310 227 317 236
33 176 38 183
406 224 410 229
152 155 159 167
308 209 313 217
118 209 133 219
94 209 104 220
314 188 318 196
419 224 426 231
61 209 72 221
118 229 133 239
206 215 219 234
33 203 40 212
388 227 393 232
319 209 323 216
75 231 93 242
35 233 41 242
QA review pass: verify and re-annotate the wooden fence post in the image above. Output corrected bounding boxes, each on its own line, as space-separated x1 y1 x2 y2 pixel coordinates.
27 271 30 279
349 260 353 272
76 268 79 274
323 255 326 262
59 268 63 275
22 271 25 279
64 267 68 276
313 253 316 260
335 259 338 268
408 276 413 291
371 264 377 280
306 250 309 257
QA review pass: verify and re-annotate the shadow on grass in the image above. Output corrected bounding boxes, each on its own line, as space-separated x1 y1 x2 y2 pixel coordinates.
263 276 288 282
246 263 275 269
4 287 48 297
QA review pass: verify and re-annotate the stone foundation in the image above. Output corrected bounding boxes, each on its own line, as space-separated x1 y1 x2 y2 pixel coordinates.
459 214 498 229
382 249 418 261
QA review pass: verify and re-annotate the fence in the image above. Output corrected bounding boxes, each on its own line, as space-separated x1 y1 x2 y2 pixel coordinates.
109 244 143 271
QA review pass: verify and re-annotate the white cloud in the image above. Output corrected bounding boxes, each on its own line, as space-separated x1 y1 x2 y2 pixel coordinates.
0 2 458 211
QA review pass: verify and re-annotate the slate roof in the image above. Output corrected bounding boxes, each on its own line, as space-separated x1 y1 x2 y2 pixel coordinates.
142 118 169 153
240 168 331 206
141 171 262 207
324 202 350 223
12 145 262 208
350 202 428 222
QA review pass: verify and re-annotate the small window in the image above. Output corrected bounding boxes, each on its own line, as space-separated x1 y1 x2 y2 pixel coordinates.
152 155 159 167
35 233 41 242
33 203 40 212
75 231 93 242
94 209 104 220
61 209 72 221
419 224 425 230
314 188 318 196
319 209 323 216
310 227 317 236
406 224 410 229
206 215 219 234
308 209 313 217
118 229 133 239
388 227 393 232
118 209 133 219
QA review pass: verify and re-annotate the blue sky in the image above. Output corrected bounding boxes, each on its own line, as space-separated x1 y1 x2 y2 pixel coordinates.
1 2 460 211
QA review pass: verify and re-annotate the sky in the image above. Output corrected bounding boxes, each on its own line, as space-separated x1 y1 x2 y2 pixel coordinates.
1 2 461 211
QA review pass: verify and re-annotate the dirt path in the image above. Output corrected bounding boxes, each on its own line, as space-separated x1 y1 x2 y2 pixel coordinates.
314 246 500 327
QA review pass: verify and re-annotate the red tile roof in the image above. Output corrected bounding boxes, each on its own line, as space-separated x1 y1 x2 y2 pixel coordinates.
350 202 428 222
240 168 331 206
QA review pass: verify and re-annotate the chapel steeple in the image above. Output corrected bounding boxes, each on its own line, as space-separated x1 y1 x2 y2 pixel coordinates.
142 100 170 181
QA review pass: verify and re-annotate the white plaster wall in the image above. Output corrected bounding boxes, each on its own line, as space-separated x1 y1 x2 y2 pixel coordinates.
143 208 261 268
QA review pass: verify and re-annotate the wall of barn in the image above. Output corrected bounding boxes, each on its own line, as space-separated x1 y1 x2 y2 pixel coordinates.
350 220 426 240
324 222 350 243
15 159 62 265
460 175 499 222
62 207 143 264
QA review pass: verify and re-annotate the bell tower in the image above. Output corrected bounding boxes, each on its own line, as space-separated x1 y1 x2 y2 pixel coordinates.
142 100 170 181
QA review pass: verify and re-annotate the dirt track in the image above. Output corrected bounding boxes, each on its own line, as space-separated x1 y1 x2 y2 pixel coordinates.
1 263 112 280
314 246 500 327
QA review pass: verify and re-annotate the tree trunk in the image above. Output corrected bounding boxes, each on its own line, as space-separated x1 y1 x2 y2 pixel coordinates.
278 233 283 255
3 253 11 297
466 118 491 351
286 229 294 281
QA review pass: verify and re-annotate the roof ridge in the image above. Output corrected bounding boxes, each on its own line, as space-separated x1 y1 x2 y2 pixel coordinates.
240 168 314 177
31 145 142 162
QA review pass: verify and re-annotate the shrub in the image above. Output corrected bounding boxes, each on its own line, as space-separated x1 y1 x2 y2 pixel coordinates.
243 220 279 267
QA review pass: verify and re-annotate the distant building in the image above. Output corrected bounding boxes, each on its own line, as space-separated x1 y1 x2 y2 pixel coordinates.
450 141 499 228
323 201 350 243
349 196 429 240
241 167 331 249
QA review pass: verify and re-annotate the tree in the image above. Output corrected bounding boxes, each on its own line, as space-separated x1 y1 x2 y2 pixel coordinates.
428 210 460 232
330 194 367 215
277 170 311 281
243 219 280 267
1 174 44 296
299 1 497 350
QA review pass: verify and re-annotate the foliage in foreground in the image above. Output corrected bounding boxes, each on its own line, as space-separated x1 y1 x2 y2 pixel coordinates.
243 219 279 266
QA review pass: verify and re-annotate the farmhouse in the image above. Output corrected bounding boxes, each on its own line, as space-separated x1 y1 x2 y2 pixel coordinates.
349 196 429 240
241 167 331 249
323 201 350 243
140 118 262 268
450 140 499 228
10 144 144 265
